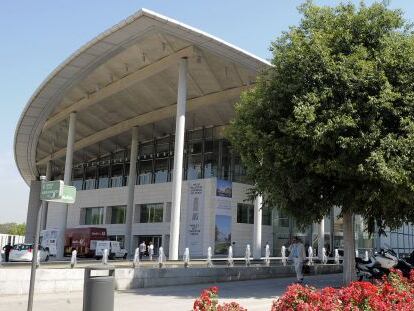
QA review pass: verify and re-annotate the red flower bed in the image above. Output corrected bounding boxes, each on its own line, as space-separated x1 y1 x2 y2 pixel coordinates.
272 269 414 311
193 286 247 311
193 270 414 311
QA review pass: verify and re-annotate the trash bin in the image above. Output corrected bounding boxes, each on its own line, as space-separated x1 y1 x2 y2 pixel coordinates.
83 265 115 311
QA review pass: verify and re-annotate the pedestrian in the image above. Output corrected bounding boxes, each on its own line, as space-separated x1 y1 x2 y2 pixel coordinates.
2 243 13 262
148 242 154 261
289 236 306 283
139 241 147 260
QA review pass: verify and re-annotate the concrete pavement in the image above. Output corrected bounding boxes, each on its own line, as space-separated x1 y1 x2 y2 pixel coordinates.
0 274 342 311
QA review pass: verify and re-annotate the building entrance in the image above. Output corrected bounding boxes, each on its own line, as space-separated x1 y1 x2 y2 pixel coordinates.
136 235 162 256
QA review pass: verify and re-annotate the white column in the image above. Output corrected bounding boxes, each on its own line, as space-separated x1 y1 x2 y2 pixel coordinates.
253 195 263 259
58 112 76 258
64 112 76 185
318 218 325 259
169 58 188 260
125 127 138 257
41 161 52 230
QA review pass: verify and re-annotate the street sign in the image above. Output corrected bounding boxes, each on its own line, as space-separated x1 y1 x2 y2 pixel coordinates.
40 180 76 203
40 180 63 200
52 185 76 204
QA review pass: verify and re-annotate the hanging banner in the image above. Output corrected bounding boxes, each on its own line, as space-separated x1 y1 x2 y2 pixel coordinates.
214 179 233 254
186 180 204 255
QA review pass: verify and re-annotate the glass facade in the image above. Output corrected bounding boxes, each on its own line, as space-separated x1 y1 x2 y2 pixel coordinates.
137 203 164 223
63 126 250 191
237 203 254 224
106 206 126 224
80 207 104 225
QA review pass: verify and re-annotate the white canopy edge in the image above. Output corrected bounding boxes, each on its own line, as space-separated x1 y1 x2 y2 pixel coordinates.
14 8 271 185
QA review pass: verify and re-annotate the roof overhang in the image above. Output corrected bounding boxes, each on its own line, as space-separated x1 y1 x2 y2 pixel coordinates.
14 9 271 185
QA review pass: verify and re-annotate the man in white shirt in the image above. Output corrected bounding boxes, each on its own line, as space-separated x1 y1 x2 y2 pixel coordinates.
289 236 306 283
139 241 147 260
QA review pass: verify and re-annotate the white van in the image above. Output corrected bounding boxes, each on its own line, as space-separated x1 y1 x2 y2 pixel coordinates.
95 241 127 259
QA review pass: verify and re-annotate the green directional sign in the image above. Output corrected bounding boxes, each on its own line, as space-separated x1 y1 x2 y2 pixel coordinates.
40 181 76 203
53 186 77 204
40 181 63 200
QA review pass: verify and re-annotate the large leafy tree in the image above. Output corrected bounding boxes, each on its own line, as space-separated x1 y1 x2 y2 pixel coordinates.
227 1 414 283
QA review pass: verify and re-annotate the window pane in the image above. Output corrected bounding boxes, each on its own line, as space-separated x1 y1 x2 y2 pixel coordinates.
139 203 163 223
204 153 218 178
109 206 126 224
111 163 124 187
139 160 153 185
84 165 96 190
155 158 168 183
237 203 253 224
187 154 202 180
72 167 84 190
83 207 104 225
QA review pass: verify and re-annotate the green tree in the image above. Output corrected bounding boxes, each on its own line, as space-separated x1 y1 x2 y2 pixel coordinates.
227 1 414 284
8 223 26 236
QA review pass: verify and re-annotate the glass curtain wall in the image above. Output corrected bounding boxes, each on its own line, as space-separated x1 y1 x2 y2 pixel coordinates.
66 126 251 190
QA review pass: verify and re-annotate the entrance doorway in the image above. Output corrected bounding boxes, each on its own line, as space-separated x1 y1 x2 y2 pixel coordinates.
136 235 162 256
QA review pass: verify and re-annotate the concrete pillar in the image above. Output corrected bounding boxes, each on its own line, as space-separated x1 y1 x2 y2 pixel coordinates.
253 195 263 259
57 112 76 258
25 180 42 244
318 218 325 259
41 161 52 230
169 58 188 260
125 127 138 257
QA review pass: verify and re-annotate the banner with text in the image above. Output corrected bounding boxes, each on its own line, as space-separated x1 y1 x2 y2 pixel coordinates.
186 180 204 255
214 179 233 255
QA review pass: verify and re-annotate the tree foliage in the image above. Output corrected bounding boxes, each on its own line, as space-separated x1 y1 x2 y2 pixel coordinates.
227 1 414 233
0 223 26 236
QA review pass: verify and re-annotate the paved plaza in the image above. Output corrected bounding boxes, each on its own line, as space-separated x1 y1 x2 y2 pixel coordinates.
0 274 342 311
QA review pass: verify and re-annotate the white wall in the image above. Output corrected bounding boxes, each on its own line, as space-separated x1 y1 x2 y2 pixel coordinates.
46 178 273 258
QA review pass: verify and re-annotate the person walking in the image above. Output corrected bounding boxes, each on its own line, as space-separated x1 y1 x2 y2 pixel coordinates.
2 243 13 262
289 236 306 283
139 241 147 260
148 242 154 261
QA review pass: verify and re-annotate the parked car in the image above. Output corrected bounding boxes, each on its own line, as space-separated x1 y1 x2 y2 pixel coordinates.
95 241 127 259
9 244 49 262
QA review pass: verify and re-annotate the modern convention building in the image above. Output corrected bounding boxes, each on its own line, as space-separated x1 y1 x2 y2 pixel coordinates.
15 9 414 260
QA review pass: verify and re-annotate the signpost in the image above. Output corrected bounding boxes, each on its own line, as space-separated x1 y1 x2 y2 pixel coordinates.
27 179 76 311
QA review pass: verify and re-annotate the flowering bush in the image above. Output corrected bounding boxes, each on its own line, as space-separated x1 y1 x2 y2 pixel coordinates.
271 269 414 311
193 286 247 311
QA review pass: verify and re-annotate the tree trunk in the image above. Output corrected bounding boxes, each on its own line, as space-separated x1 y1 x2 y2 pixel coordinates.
343 209 356 284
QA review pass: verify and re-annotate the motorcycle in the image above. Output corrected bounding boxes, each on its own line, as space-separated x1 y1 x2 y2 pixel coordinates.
355 249 403 281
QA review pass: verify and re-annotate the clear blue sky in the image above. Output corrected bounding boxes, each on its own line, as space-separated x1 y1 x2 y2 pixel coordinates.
1 0 413 223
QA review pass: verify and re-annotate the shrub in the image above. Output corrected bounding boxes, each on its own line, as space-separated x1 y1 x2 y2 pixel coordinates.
271 269 414 311
193 287 247 311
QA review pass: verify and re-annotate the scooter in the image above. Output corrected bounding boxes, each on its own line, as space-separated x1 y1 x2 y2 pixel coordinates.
355 249 398 281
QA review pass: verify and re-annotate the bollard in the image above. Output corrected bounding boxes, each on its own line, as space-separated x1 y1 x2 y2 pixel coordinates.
322 247 328 264
281 246 287 266
206 246 213 267
183 247 190 268
102 249 108 265
227 246 234 267
245 244 251 266
334 249 340 264
158 246 165 268
264 244 270 267
308 246 313 265
83 265 115 311
133 248 140 268
71 250 77 268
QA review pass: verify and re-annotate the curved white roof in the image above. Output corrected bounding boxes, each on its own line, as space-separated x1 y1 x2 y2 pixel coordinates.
14 9 271 185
